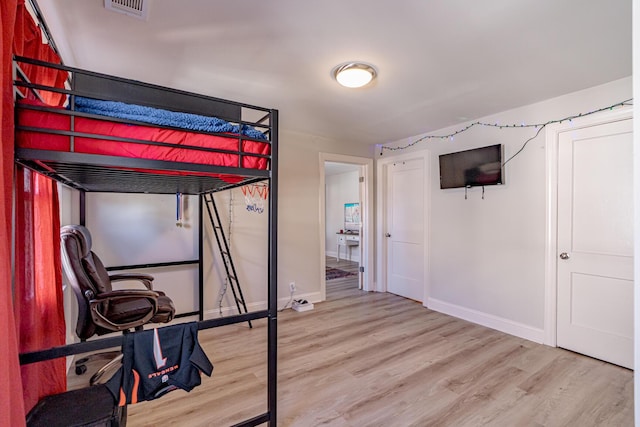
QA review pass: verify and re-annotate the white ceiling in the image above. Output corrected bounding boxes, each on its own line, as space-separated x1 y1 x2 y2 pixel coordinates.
36 0 631 147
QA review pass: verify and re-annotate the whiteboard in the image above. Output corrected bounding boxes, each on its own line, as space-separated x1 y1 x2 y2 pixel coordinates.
83 193 199 267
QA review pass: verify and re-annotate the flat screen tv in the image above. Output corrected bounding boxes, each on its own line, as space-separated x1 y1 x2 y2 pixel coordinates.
439 144 503 189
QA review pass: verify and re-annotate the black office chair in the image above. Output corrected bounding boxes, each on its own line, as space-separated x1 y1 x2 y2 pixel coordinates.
27 224 176 426
60 224 175 383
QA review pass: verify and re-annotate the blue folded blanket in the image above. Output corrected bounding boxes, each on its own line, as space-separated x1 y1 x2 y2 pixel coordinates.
73 96 266 140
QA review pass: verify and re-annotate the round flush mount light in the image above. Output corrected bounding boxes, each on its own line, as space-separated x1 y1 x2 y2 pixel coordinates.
333 62 377 88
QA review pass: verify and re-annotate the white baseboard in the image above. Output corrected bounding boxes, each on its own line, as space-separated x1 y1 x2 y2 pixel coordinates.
427 297 545 344
203 291 322 319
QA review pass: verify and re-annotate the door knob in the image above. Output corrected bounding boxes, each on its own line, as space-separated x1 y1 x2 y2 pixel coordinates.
385 233 391 237
559 252 570 260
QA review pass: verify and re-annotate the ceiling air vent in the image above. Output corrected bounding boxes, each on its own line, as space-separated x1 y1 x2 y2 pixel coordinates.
104 0 149 20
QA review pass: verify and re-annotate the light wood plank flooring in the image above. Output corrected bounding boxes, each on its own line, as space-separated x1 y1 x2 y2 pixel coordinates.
74 264 632 426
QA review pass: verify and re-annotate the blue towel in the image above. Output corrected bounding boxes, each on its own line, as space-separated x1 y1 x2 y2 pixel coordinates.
73 96 266 140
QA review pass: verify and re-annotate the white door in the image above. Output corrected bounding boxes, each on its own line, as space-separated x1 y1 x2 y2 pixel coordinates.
557 117 633 369
385 158 424 301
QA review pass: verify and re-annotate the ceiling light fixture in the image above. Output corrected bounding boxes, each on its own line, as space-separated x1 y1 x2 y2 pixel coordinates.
333 62 377 88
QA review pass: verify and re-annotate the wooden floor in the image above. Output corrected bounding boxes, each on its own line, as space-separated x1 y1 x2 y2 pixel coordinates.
80 259 632 426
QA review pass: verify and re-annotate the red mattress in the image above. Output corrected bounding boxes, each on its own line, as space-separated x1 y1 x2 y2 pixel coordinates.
16 99 270 178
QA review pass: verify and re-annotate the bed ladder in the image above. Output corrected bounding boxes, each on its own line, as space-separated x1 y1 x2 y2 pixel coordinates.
202 192 252 328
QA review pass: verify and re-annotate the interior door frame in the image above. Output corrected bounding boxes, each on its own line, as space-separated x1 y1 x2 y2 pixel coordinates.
544 107 633 346
319 153 374 300
376 149 430 301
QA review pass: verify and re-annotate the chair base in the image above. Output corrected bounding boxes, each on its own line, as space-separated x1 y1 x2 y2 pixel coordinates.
75 350 121 376
91 353 124 385
26 384 126 427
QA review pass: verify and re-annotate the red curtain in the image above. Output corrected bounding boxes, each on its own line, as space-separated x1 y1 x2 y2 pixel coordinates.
14 1 66 106
3 0 68 418
0 0 27 425
14 166 66 413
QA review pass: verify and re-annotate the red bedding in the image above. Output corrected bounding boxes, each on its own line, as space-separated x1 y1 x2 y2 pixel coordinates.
16 99 270 176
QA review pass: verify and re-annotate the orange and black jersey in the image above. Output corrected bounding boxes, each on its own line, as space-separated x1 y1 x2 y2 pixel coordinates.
106 322 213 405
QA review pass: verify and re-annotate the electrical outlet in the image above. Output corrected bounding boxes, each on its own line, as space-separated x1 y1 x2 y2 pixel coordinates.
289 282 296 293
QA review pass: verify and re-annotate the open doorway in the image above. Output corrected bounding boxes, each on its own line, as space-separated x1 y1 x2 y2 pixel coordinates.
319 153 374 302
325 162 361 299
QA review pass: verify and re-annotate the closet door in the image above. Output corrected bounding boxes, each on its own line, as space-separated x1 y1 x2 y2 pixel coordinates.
556 117 633 369
385 157 425 302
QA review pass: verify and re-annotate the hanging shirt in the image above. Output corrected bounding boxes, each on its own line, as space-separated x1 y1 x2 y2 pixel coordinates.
106 322 213 405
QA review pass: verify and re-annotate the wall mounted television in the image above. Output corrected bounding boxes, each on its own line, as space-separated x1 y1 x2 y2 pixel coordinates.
439 144 503 189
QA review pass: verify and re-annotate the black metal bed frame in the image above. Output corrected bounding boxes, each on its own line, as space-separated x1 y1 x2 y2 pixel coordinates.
14 57 278 427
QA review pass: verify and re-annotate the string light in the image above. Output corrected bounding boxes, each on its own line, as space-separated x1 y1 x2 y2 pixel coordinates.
380 99 633 155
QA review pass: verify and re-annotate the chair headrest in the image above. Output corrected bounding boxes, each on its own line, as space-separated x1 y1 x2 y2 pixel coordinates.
60 224 92 257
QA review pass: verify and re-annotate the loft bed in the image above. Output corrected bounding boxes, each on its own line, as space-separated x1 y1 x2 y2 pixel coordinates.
13 56 278 427
14 57 273 194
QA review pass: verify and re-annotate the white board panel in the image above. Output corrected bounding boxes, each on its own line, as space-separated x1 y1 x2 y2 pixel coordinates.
83 193 199 266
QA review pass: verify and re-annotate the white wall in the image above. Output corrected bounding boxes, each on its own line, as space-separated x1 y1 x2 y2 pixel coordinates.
325 170 360 261
380 76 632 340
277 130 373 302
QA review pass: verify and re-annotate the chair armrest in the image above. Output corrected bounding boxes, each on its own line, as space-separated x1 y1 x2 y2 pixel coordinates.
109 273 154 290
89 289 159 331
